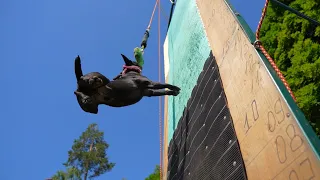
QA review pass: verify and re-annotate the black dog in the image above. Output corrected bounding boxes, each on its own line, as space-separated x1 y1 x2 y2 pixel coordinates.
74 55 180 114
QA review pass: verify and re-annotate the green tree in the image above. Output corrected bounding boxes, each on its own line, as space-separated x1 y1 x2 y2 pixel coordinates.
259 0 320 136
52 167 81 180
64 123 115 180
145 165 160 180
51 123 115 180
51 170 67 180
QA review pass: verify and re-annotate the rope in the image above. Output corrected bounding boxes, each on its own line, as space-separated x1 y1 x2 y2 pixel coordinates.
148 0 160 30
159 3 169 22
255 0 296 102
144 1 163 178
158 0 163 178
140 0 159 51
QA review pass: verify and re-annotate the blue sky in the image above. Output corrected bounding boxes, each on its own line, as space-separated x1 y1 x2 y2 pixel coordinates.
0 0 264 179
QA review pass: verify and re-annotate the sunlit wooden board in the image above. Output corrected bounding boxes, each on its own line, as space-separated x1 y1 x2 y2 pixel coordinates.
196 0 320 179
162 36 170 180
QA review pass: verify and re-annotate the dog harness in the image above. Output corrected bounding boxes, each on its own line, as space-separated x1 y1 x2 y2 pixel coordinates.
121 65 142 75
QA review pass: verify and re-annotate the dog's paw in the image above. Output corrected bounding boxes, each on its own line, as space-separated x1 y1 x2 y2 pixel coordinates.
89 78 95 85
89 76 103 85
173 90 180 96
171 85 181 92
168 89 180 96
95 77 103 84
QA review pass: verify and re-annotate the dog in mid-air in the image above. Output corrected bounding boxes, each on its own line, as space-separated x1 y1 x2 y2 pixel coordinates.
74 55 180 114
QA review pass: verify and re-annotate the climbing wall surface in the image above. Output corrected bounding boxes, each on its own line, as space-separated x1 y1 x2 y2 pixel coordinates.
165 0 211 142
163 0 211 178
163 0 247 179
166 51 247 180
163 0 320 179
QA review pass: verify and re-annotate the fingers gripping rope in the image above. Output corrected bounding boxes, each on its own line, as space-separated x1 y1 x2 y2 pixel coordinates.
255 0 296 102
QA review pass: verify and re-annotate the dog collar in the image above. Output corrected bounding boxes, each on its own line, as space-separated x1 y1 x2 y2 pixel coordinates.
122 65 142 75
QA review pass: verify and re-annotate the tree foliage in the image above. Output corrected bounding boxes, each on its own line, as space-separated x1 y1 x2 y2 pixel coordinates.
51 123 115 180
51 167 81 180
259 0 320 136
145 165 160 180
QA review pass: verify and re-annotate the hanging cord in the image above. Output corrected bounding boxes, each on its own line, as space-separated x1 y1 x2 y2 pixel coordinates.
140 0 160 54
158 0 163 179
255 0 296 102
159 3 169 22
144 0 163 178
141 0 170 52
141 1 164 178
148 0 160 30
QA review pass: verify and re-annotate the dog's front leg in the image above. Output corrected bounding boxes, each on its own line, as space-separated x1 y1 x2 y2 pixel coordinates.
88 76 103 85
79 76 104 89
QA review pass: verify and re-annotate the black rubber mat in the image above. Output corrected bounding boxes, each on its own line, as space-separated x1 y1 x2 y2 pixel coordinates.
167 51 247 180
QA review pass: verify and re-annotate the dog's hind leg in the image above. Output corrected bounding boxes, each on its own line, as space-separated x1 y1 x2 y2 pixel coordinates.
147 82 181 92
143 89 180 97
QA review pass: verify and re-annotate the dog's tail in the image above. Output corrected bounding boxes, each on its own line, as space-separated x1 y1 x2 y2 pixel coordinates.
121 54 134 66
74 55 83 81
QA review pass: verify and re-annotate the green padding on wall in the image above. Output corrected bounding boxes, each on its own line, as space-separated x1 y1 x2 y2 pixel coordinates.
167 0 210 143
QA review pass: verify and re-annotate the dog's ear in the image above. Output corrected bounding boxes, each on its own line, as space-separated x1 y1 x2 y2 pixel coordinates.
121 54 133 66
75 55 84 81
74 91 99 114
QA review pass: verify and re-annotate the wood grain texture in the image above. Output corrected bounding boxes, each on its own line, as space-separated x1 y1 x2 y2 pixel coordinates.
196 0 320 179
163 36 170 180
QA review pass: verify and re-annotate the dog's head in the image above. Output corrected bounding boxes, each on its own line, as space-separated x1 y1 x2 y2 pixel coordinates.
74 91 98 114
